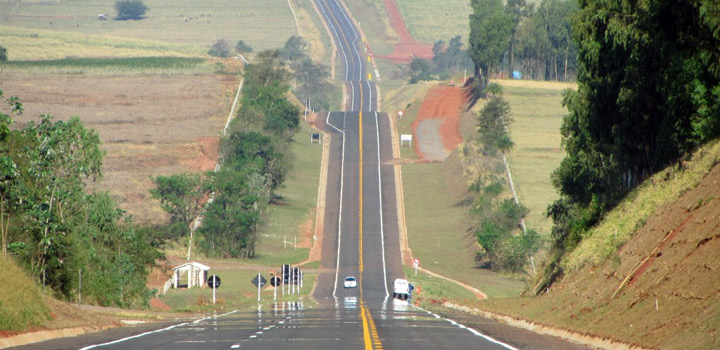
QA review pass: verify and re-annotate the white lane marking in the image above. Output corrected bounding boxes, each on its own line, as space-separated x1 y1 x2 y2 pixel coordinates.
412 305 519 350
231 345 241 349
79 322 189 349
334 0 363 80
327 111 347 300
194 309 240 324
80 310 240 349
315 0 350 81
350 81 355 111
374 111 389 299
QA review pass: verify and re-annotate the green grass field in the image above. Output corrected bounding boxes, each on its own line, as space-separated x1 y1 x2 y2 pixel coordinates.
0 0 297 60
395 0 471 44
497 80 575 235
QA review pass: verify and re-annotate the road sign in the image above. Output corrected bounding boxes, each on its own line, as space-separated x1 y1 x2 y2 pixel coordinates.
270 276 281 287
251 274 267 288
413 259 420 267
207 275 221 289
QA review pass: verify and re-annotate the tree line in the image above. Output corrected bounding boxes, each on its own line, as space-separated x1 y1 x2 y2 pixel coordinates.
535 0 720 292
151 44 312 259
468 0 578 95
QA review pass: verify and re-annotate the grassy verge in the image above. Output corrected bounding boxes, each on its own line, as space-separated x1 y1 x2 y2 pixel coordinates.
402 266 476 303
496 79 574 235
343 0 396 56
402 160 527 298
160 268 317 312
253 121 324 267
0 255 51 332
395 0 471 44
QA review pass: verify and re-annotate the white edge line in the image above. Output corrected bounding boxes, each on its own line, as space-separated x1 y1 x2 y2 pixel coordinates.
79 322 189 350
316 0 350 82
374 109 389 299
411 305 520 350
327 111 346 300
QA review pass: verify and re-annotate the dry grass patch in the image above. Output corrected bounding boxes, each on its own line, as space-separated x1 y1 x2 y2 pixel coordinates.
3 72 235 223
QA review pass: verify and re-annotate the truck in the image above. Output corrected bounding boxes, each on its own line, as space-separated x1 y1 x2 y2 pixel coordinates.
393 278 411 300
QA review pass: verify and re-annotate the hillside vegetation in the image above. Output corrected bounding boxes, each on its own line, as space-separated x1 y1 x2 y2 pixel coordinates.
477 140 720 349
0 255 50 332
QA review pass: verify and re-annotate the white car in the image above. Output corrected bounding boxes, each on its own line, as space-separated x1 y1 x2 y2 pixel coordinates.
343 276 357 288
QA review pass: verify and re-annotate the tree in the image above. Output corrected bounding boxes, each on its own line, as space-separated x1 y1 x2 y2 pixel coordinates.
468 0 514 95
208 39 232 58
150 173 206 260
281 36 307 61
115 0 147 20
235 40 253 54
0 46 7 61
477 96 513 155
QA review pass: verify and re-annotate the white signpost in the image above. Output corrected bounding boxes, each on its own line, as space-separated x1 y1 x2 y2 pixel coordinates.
400 134 412 147
413 258 420 276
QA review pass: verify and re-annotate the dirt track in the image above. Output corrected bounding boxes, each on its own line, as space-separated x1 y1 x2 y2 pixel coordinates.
379 0 433 63
411 85 466 160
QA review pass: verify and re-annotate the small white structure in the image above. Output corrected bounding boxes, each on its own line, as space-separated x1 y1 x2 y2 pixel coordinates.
400 134 413 147
172 261 210 289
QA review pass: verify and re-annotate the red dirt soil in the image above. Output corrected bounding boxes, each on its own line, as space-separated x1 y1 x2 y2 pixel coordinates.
411 86 467 159
379 0 434 63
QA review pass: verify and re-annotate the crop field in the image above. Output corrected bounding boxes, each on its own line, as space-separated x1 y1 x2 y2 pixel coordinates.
0 0 297 59
395 0 471 44
497 79 575 235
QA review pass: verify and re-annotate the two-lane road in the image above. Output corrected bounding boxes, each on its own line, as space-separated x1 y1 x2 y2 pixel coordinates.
18 1 593 349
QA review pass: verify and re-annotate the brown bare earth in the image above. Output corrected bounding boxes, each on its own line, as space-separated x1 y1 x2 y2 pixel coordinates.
379 0 433 63
2 73 235 223
411 85 466 160
478 163 720 350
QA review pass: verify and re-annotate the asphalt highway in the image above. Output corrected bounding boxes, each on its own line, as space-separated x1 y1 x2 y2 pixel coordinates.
20 1 592 349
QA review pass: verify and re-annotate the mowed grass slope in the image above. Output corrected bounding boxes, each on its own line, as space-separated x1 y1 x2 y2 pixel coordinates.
0 0 297 60
395 0 471 44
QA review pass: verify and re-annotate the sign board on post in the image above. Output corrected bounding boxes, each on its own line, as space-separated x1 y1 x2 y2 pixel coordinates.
401 134 412 147
413 259 420 276
208 275 221 304
251 274 267 303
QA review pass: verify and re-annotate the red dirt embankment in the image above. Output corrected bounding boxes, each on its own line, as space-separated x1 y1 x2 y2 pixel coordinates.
411 86 467 160
379 0 433 63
